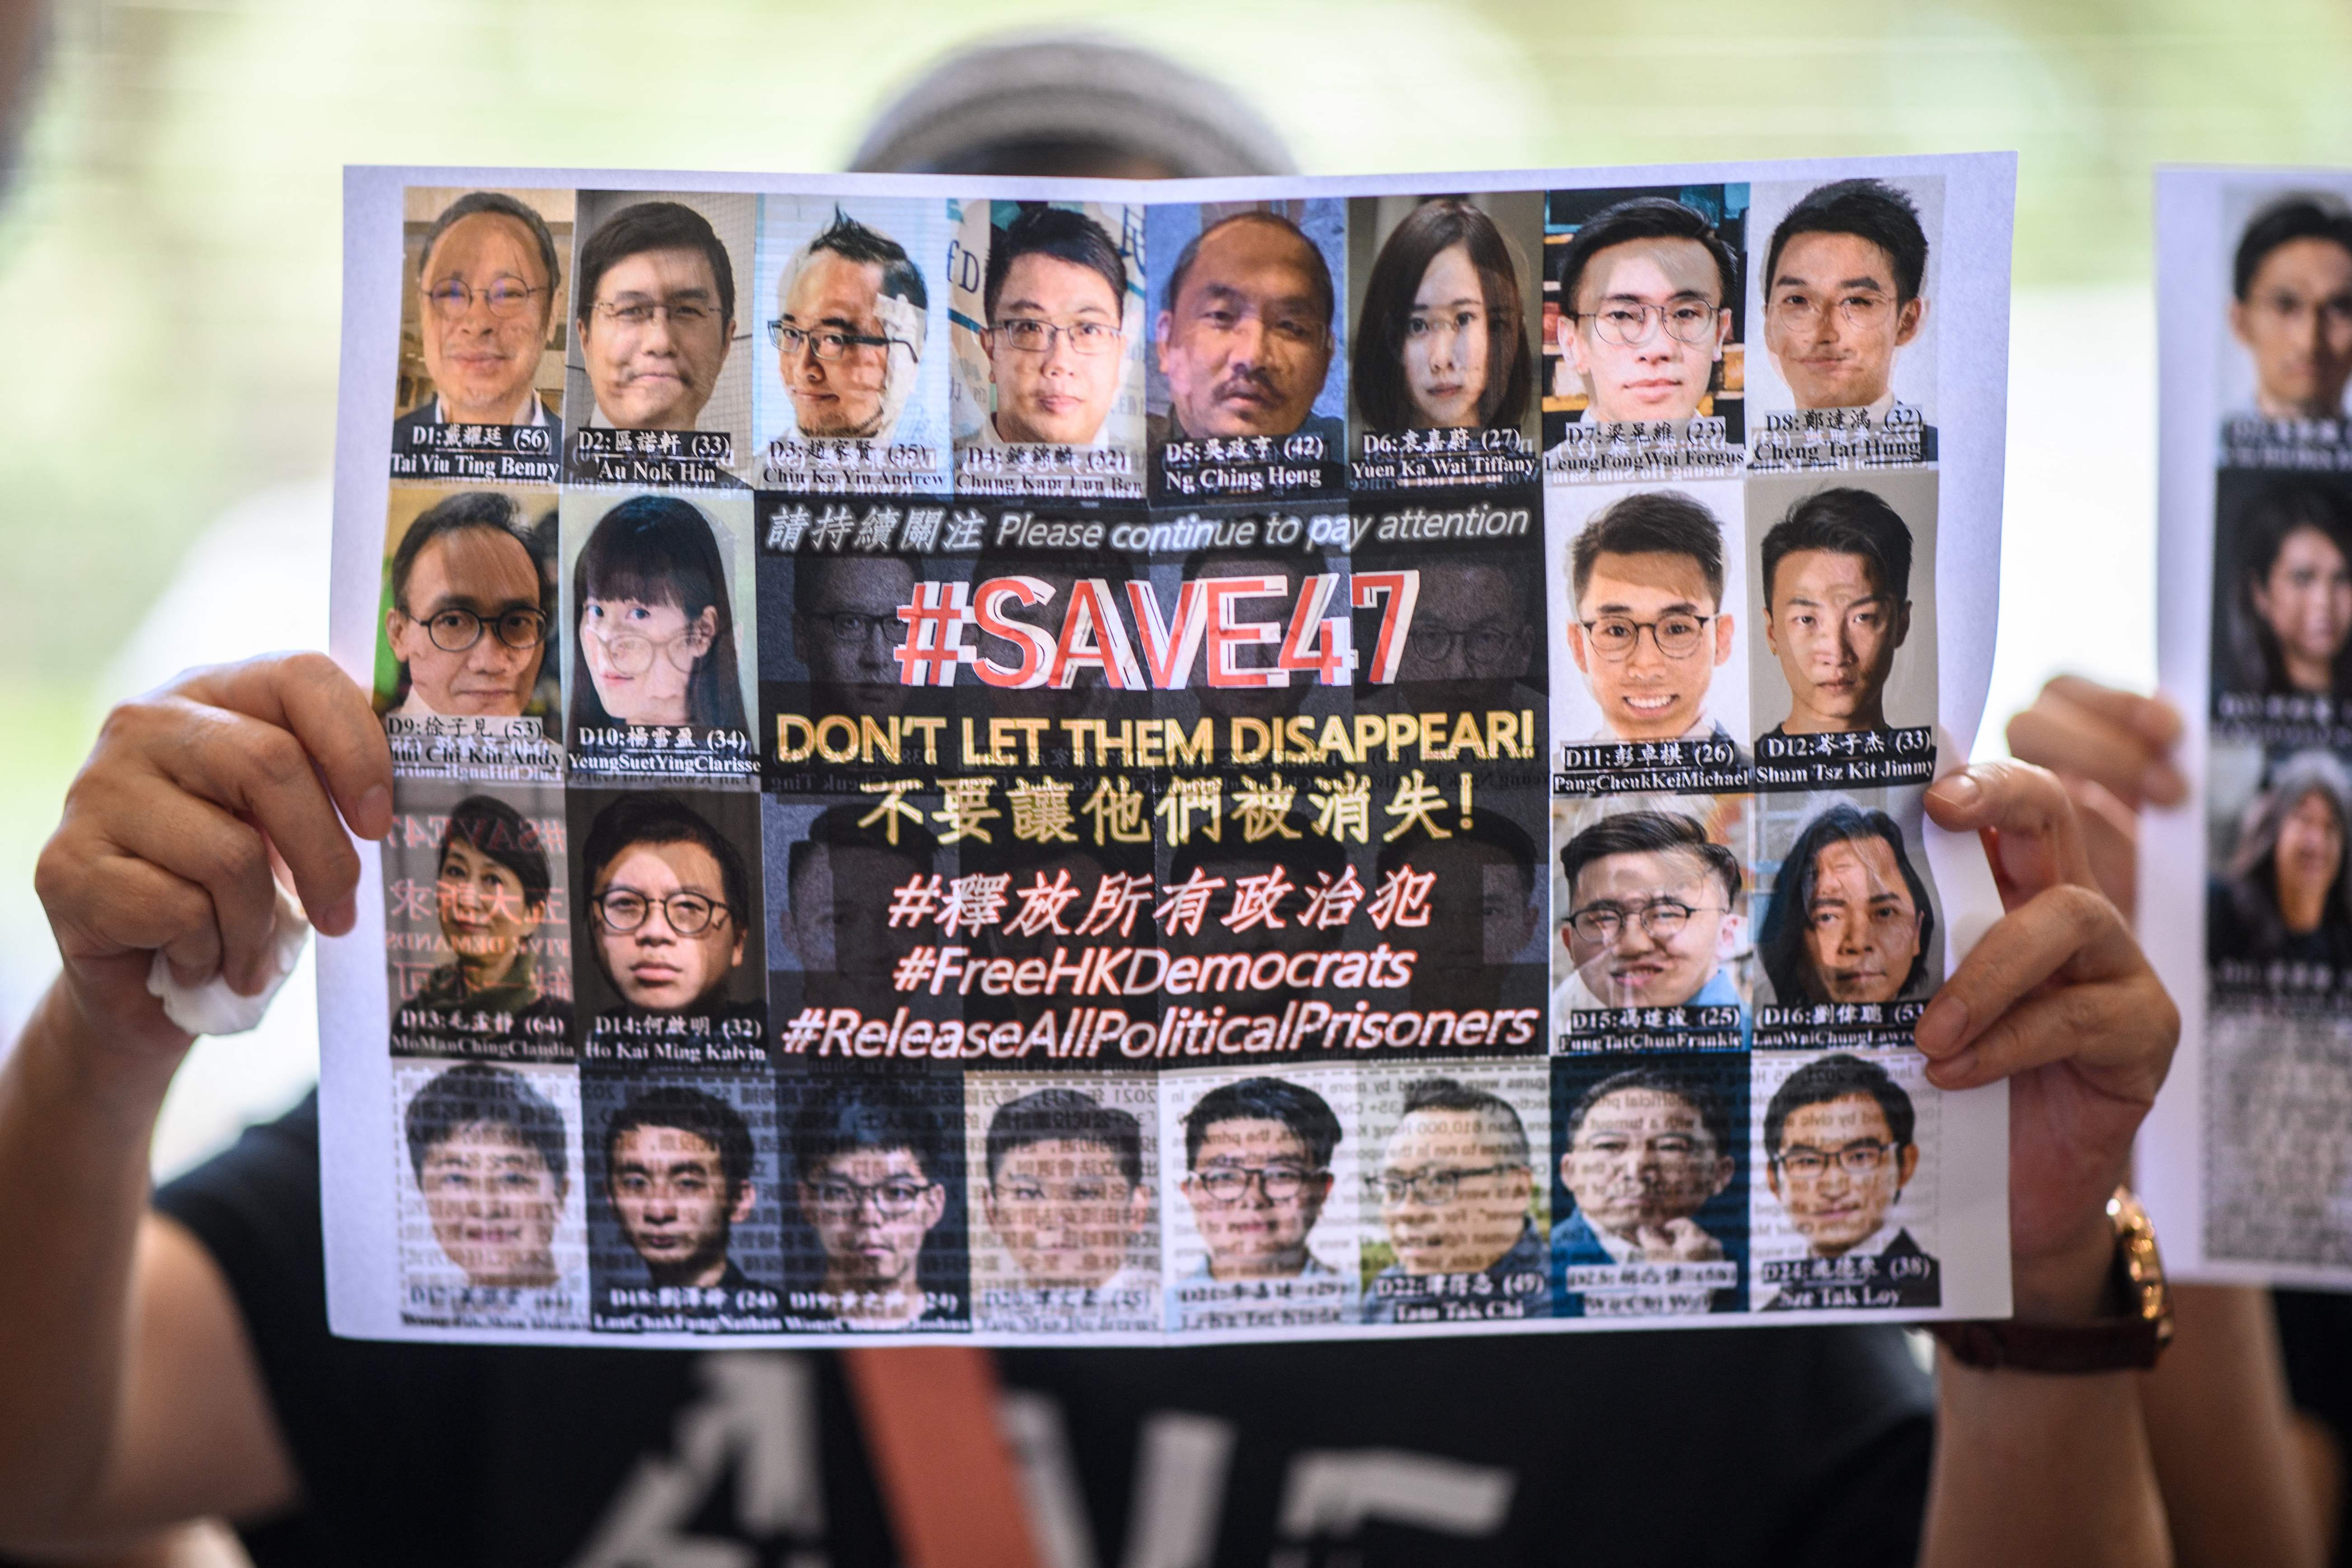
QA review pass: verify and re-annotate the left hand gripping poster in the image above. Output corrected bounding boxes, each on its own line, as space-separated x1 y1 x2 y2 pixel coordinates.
322 156 2015 1346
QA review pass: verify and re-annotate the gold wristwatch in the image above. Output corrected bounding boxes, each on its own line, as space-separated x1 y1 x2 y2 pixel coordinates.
1930 1187 2174 1373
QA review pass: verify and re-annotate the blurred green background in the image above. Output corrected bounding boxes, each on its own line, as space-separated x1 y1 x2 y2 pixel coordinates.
3 0 2349 1160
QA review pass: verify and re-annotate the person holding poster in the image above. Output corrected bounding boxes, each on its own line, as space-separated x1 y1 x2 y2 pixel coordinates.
2230 195 2352 423
1551 196 1736 426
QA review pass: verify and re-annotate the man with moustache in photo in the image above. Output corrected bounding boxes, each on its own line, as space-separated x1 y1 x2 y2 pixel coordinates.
396 191 565 446
788 1076 958 1329
603 1086 764 1297
583 793 758 1030
1177 1076 1345 1287
1761 179 1933 450
1761 1053 1939 1311
974 205 1130 448
1551 196 1737 428
1758 487 1914 740
1563 490 1739 747
980 1088 1154 1295
382 491 551 720
775 805 944 1019
1363 1077 1545 1323
789 552 920 721
769 212 929 445
1551 1065 1739 1316
2230 195 2352 423
1151 209 1341 448
574 200 737 436
1554 810 1744 1015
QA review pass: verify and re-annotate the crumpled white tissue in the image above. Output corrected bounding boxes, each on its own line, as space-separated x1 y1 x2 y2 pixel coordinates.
144 881 312 1036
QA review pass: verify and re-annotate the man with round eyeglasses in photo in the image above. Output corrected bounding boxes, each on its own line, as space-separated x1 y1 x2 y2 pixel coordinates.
1761 179 1933 446
380 490 551 720
1176 1075 1344 1287
1562 488 1740 748
581 792 755 1026
395 191 566 445
1362 1076 1545 1324
1550 195 1737 428
1760 1052 1940 1311
787 1075 958 1331
573 200 738 434
769 211 929 445
972 204 1130 449
1554 809 1744 1016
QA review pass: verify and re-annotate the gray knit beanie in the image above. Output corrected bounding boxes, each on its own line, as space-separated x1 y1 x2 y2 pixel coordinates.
848 31 1295 179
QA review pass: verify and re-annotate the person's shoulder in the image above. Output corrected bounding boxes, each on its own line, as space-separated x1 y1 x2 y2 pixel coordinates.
1550 1210 1608 1263
391 400 436 442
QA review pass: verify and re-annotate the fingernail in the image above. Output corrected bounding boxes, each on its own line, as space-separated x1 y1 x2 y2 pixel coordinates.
2141 763 2186 805
358 785 391 835
1914 992 1968 1056
1929 772 1981 813
319 892 357 937
1926 1046 1979 1089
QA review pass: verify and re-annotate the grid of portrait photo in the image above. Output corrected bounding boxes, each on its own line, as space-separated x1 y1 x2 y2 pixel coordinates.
2170 174 2352 1282
356 162 1984 1343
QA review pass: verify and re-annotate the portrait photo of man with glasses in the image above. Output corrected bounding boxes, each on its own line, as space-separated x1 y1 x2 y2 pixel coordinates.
1553 483 1748 749
1749 475 1937 744
752 197 949 491
954 201 1143 493
1757 1050 1939 1311
782 1069 966 1330
1361 1072 1548 1324
393 188 568 460
1543 190 1742 438
1549 1058 1745 1317
573 790 766 1045
1169 1072 1355 1328
378 487 558 723
1552 805 1748 1020
564 192 751 463
1751 177 1938 456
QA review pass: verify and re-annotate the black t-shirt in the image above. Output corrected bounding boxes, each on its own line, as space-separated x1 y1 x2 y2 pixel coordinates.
2277 1289 2352 1566
156 1093 1935 1568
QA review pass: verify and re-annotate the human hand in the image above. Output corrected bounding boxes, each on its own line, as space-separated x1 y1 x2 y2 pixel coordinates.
1918 761 2178 1320
2003 675 2185 913
34 654 392 1064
